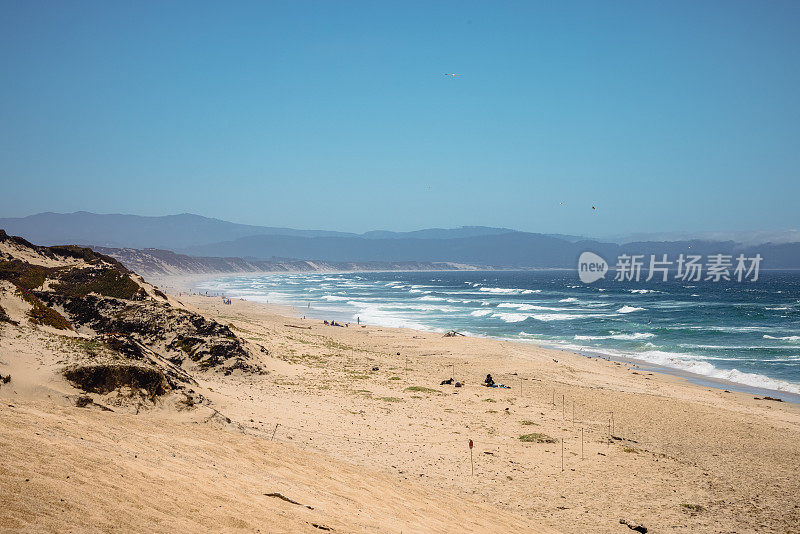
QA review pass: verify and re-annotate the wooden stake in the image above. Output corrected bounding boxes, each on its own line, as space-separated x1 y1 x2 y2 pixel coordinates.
471 448 474 476
271 423 279 440
469 439 474 476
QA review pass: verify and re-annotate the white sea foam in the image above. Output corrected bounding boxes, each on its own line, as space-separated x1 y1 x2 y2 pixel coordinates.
617 305 645 313
321 295 348 301
763 335 800 341
470 309 493 317
630 350 800 393
559 297 579 303
497 302 571 311
688 325 768 334
548 341 800 394
492 312 531 323
575 332 655 341
479 287 521 294
678 343 799 350
418 295 445 301
344 302 429 330
531 313 587 321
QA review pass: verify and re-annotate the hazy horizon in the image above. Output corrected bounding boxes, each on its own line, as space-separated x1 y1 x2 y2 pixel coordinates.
3 210 800 246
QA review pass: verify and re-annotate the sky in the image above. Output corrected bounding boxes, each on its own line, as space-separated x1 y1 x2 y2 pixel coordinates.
1 1 799 236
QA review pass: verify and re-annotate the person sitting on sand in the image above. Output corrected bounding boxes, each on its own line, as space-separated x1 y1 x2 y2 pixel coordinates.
484 374 495 387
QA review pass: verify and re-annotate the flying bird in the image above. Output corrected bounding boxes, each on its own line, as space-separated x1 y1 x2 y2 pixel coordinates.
443 73 461 77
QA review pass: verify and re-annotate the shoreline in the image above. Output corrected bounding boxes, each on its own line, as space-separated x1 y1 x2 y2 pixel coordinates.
169 290 800 532
156 271 800 402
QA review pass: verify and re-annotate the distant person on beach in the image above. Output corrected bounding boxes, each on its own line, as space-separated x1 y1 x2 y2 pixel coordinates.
484 374 495 387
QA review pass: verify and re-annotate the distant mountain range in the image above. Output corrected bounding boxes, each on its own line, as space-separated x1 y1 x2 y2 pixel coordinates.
0 211 355 249
1 211 799 269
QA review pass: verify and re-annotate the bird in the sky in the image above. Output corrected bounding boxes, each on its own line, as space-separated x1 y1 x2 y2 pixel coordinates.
443 73 461 77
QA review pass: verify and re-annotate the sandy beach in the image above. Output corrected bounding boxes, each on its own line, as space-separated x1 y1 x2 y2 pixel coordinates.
165 276 800 531
3 274 800 533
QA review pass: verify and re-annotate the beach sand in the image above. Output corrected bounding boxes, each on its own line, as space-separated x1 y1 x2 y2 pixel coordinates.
2 279 800 533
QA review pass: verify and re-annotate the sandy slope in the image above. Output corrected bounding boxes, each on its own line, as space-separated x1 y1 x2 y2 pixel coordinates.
0 400 548 533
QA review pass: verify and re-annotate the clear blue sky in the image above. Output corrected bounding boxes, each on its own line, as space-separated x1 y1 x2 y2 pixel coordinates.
1 1 799 235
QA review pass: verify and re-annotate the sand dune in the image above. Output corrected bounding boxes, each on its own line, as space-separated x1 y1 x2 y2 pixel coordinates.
0 400 547 533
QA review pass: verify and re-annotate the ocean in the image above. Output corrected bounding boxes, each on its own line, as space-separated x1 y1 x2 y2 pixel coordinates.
196 270 800 395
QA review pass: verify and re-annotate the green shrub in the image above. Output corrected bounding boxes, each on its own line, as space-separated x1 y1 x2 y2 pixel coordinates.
680 504 705 513
17 287 71 330
27 304 72 330
63 364 167 396
56 268 142 300
519 433 557 443
175 337 202 355
404 386 440 394
0 260 54 290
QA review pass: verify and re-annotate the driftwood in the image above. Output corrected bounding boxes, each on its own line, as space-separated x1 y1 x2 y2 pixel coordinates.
284 324 312 330
443 330 466 337
755 396 784 402
264 492 314 509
